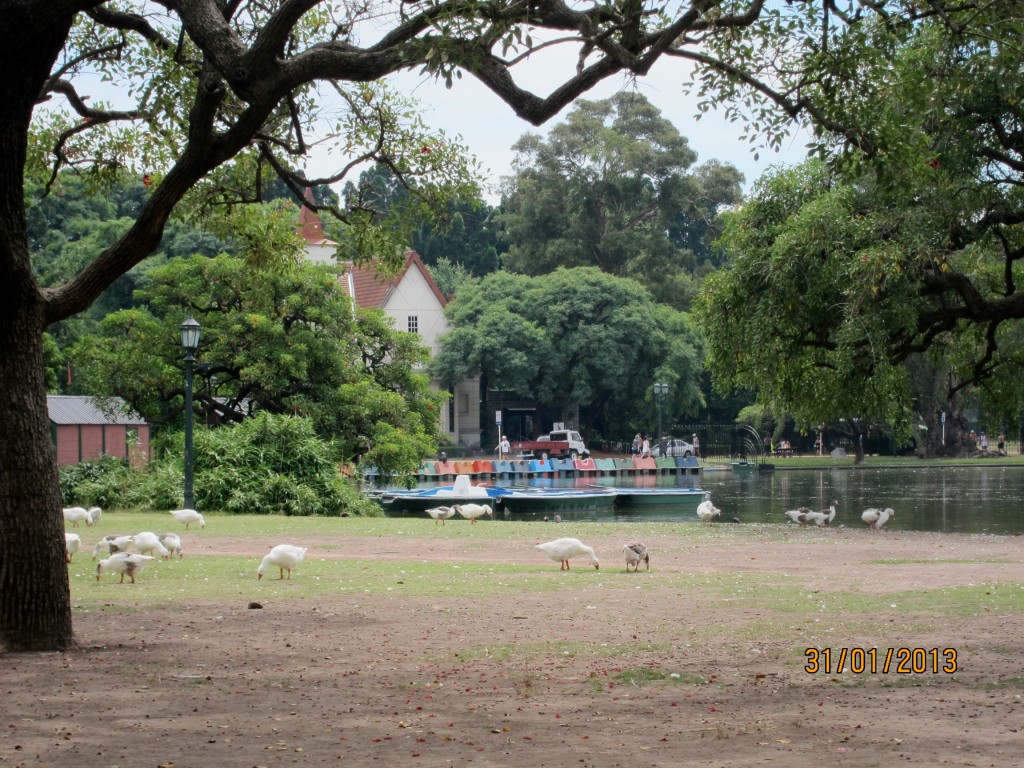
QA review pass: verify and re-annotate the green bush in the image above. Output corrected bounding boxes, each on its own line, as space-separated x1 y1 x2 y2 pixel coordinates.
59 456 131 507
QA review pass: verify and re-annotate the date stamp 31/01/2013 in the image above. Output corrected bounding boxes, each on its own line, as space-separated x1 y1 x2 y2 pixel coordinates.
804 647 958 674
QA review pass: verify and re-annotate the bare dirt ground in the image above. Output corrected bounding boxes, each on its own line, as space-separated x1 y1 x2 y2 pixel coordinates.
4 526 1024 767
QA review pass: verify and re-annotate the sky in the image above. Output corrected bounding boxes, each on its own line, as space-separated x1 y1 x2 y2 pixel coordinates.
304 46 812 204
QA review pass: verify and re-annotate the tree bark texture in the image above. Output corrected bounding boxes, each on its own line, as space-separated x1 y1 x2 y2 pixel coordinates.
0 4 76 651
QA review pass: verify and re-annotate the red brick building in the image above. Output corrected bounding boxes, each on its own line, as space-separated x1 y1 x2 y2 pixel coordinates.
48 395 150 467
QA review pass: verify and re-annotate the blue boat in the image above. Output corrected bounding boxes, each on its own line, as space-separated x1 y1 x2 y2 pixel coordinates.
495 487 617 518
374 475 510 513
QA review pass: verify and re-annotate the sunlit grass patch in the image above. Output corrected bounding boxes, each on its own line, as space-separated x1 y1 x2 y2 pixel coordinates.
614 667 707 686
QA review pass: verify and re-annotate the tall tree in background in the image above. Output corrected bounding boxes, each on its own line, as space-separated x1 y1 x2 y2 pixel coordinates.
1 0 778 652
431 267 704 444
498 92 742 310
694 5 1024 456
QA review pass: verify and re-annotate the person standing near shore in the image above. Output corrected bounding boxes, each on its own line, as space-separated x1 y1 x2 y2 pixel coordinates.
497 435 510 459
640 435 651 459
631 433 642 456
692 433 700 458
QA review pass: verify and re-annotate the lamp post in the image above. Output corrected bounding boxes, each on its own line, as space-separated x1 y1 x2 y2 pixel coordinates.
653 382 669 455
180 317 201 510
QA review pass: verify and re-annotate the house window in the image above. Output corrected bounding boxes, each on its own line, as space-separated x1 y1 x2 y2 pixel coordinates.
459 393 469 414
407 315 419 334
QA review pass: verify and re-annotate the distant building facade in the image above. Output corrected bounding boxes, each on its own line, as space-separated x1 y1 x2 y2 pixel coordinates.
48 395 150 467
295 197 482 449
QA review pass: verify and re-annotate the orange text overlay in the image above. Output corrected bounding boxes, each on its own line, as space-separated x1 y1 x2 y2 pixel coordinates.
804 647 958 674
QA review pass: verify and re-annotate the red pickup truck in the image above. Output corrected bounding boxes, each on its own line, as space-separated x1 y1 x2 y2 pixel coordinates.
513 429 589 460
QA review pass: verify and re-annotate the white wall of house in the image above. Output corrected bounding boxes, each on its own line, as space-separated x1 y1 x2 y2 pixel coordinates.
380 265 447 356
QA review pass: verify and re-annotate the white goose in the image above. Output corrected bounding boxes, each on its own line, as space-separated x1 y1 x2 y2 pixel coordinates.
453 503 493 523
96 552 155 583
784 507 813 527
696 499 722 524
170 508 205 529
425 506 456 525
257 544 307 580
133 531 170 559
535 537 600 571
158 533 183 559
63 506 93 528
64 533 81 563
623 542 649 572
863 507 895 531
805 500 838 527
87 506 103 525
92 534 134 560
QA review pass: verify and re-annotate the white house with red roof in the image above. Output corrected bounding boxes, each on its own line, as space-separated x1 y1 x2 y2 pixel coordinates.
296 196 481 449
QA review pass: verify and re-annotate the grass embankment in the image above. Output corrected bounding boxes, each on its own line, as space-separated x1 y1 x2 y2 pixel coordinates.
71 514 1024 629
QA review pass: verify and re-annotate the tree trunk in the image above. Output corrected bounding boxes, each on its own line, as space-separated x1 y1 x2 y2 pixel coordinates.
0 5 77 651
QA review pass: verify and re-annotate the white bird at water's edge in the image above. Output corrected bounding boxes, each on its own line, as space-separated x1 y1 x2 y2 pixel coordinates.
535 537 600 571
170 508 205 529
96 553 155 583
257 544 307 580
623 542 649 572
425 506 456 525
862 507 895 530
696 499 722 524
452 503 492 523
784 507 813 527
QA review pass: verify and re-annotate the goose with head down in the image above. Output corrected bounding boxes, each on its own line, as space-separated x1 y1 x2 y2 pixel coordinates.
696 499 722 525
63 506 93 528
170 508 205 529
863 507 895 531
64 533 81 563
96 553 155 583
536 537 599 571
453 503 492 523
257 544 307 580
623 542 649 572
92 534 134 560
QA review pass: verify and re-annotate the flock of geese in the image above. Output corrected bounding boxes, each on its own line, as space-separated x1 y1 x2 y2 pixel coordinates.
64 495 897 583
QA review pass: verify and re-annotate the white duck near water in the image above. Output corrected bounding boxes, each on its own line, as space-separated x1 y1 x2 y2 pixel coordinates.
133 531 170 559
92 534 134 560
64 533 81 563
159 533 183 559
257 544 307 580
96 553 155 583
63 506 93 528
696 499 722 524
453 503 492 523
862 507 895 530
425 506 456 525
805 501 839 527
623 542 649 572
784 507 814 527
536 537 600 571
170 508 205 529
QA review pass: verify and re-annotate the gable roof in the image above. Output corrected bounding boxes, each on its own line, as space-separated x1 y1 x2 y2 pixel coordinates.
295 187 337 246
47 396 147 426
342 250 448 310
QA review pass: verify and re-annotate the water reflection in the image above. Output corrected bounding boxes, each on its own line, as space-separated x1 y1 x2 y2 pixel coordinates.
700 466 1024 534
394 466 1024 533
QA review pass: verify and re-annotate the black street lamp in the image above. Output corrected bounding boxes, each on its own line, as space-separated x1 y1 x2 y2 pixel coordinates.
180 317 201 510
653 382 669 455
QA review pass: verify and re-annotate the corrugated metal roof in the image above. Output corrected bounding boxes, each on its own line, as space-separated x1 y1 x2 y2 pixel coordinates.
47 396 147 426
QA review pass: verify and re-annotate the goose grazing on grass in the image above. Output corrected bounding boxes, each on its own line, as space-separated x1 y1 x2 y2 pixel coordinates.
257 544 307 580
170 508 205 529
862 507 895 531
133 531 170 559
64 533 81 563
92 534 134 560
696 499 722 525
536 537 600 571
158 533 183 559
87 506 102 525
63 506 93 528
453 503 493 523
784 507 813 527
96 553 155 583
425 506 456 525
623 542 649 572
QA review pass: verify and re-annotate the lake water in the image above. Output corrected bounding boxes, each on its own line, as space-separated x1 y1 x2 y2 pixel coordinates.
405 465 1024 533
